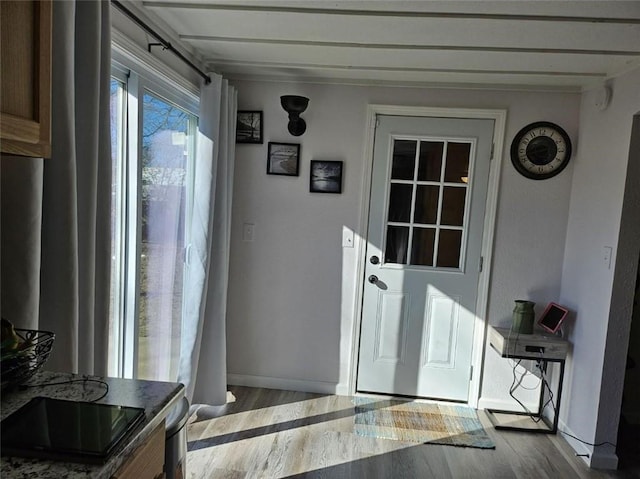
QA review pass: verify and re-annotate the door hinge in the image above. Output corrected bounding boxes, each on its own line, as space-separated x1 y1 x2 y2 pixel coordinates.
470 365 474 381
479 256 484 272
490 143 495 160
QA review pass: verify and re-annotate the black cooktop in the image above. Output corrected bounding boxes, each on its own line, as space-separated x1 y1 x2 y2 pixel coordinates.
1 396 145 464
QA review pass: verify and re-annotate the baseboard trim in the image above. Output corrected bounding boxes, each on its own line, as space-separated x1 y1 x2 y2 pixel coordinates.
227 374 340 395
557 419 618 470
477 398 539 412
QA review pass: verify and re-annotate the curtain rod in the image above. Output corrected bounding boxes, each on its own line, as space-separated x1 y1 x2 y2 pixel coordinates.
111 0 211 84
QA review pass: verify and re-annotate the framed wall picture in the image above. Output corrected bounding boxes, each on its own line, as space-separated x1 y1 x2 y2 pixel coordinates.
310 160 343 193
267 142 300 176
236 111 263 144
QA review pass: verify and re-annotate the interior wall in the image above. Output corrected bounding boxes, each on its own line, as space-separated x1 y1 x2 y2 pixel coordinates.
226 79 580 410
559 66 640 468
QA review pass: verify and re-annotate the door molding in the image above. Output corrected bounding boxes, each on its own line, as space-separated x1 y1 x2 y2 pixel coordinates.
349 105 507 407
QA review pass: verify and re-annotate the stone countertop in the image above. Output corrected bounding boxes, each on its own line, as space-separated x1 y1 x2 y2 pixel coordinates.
1 371 185 478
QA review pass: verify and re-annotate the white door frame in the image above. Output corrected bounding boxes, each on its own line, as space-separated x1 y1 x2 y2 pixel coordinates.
349 105 507 408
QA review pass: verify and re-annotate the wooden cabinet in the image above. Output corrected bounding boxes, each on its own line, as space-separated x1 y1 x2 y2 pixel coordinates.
0 0 51 158
112 421 166 479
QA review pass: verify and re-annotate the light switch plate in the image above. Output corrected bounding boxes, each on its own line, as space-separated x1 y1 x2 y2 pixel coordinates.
603 246 612 269
342 227 354 248
243 223 255 242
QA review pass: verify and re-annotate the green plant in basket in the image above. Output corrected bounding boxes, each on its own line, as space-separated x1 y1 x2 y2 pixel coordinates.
1 320 54 389
1 318 33 359
1 319 34 389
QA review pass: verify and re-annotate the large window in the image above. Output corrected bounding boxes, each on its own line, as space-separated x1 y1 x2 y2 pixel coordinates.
109 60 198 381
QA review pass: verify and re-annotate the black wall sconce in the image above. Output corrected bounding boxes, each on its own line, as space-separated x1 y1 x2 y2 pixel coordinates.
280 95 309 136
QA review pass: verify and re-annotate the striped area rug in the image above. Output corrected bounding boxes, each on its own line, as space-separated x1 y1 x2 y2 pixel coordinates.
353 398 495 449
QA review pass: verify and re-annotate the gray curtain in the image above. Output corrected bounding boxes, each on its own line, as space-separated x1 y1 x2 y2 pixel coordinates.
178 73 237 405
0 0 111 375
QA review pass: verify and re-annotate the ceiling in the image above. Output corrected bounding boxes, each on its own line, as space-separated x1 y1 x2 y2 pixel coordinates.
141 1 640 91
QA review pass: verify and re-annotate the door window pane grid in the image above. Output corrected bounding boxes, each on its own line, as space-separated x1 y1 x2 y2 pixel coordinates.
385 138 472 269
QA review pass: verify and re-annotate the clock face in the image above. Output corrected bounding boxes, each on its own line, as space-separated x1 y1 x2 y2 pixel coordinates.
510 122 572 180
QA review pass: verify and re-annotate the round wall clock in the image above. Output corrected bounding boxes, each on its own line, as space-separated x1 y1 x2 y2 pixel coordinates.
510 121 572 180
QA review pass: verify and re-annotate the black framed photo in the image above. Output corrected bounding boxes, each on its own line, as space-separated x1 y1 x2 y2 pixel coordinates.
267 142 300 176
310 160 343 193
236 111 263 144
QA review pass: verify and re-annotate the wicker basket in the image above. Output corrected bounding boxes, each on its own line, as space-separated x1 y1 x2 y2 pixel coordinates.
1 329 55 390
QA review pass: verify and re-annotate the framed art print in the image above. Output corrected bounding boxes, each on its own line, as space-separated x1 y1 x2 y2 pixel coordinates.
267 142 300 176
310 160 343 193
236 111 263 144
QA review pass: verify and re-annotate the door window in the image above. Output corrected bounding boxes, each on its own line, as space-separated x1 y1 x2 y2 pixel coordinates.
385 138 473 269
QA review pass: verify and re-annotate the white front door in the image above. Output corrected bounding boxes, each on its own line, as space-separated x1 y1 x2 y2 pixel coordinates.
357 115 494 401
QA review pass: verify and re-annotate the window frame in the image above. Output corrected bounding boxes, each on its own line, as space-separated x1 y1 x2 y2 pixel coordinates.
109 69 128 377
110 53 198 380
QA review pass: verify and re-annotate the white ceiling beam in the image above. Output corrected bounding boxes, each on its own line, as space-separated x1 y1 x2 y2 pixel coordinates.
181 35 640 56
217 65 597 88
143 1 640 23
189 42 632 72
150 8 640 53
209 59 607 78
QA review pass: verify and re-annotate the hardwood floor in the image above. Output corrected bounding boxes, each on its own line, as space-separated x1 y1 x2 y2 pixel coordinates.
186 386 639 479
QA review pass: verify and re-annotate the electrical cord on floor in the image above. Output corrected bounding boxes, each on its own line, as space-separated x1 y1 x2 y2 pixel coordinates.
558 430 617 448
505 325 616 449
536 365 616 448
20 377 110 402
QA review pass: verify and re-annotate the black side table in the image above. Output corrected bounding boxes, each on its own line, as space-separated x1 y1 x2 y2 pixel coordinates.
485 326 569 434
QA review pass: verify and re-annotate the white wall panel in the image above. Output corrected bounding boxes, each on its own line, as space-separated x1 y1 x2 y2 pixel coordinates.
374 292 409 364
422 293 459 368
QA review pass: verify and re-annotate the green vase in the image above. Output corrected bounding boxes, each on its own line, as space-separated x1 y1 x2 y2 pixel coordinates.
512 300 535 334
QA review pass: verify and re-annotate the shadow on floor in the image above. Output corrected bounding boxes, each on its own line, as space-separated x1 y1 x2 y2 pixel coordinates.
188 405 359 451
189 385 332 423
189 385 333 424
281 445 451 479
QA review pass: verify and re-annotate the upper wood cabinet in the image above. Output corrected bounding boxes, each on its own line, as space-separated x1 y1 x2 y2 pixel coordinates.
0 0 51 158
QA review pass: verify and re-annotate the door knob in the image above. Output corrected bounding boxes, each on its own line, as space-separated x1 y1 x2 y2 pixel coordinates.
370 256 380 265
368 275 379 284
